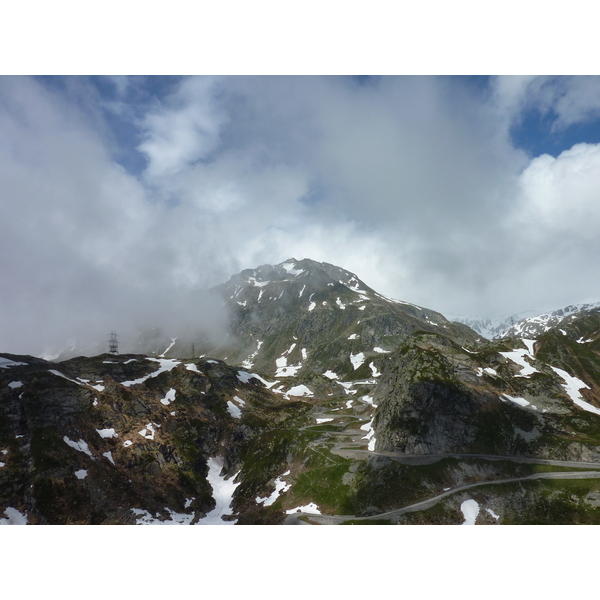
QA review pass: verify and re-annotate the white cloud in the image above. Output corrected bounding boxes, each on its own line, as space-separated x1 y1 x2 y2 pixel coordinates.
4 75 600 355
139 76 227 180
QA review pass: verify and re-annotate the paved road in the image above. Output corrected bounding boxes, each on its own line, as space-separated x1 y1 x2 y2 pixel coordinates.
286 398 600 524
284 469 600 525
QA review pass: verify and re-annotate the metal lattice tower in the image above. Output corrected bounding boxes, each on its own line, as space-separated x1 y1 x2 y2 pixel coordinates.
109 331 118 354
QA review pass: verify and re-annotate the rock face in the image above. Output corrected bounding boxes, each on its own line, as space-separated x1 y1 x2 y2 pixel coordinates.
0 353 308 524
4 260 600 525
373 321 600 462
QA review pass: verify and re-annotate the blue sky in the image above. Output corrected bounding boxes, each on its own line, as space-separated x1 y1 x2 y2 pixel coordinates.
3 74 600 355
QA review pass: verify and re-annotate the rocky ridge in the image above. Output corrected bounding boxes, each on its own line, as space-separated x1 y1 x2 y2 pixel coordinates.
3 259 600 525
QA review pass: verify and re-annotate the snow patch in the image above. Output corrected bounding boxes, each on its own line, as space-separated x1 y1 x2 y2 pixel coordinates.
476 367 498 377
75 469 87 480
63 436 94 458
237 370 274 387
160 388 176 406
461 499 480 525
121 358 181 387
348 333 359 340
282 262 305 276
197 457 241 524
138 423 160 440
286 385 313 397
500 394 530 408
185 363 202 373
350 352 366 370
373 347 390 353
316 417 333 424
336 297 346 309
323 370 339 380
227 401 242 419
0 358 27 369
550 366 600 416
256 470 291 506
369 362 381 377
8 381 23 389
285 502 321 515
0 507 28 525
360 418 376 451
500 343 539 377
102 451 115 465
486 508 500 520
96 428 117 439
160 337 178 357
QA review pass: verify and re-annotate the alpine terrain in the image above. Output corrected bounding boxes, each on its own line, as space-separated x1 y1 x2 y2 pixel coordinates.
3 258 600 525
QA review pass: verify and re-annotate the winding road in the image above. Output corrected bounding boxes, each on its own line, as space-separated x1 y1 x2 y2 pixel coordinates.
285 402 600 525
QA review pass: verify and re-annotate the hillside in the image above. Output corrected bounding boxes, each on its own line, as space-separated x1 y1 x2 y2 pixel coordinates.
3 260 600 525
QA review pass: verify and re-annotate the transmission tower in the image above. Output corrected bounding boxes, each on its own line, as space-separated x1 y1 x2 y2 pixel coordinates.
109 331 118 354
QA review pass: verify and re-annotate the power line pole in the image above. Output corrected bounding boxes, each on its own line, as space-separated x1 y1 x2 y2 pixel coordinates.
109 331 118 354
192 343 195 358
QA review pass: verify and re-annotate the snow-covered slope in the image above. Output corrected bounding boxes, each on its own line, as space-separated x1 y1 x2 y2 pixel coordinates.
501 302 600 338
447 311 539 339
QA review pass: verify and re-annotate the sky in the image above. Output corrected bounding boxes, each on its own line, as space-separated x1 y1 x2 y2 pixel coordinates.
4 73 600 355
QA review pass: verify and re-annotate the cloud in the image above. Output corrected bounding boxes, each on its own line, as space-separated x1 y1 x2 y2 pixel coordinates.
0 77 229 356
4 75 600 355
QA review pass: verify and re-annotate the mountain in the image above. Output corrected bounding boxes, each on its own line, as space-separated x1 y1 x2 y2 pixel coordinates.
448 311 539 340
501 302 600 339
3 259 600 525
450 302 600 340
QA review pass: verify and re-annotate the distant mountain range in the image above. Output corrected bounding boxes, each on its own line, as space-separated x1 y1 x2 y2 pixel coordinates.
449 302 600 340
3 258 600 525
